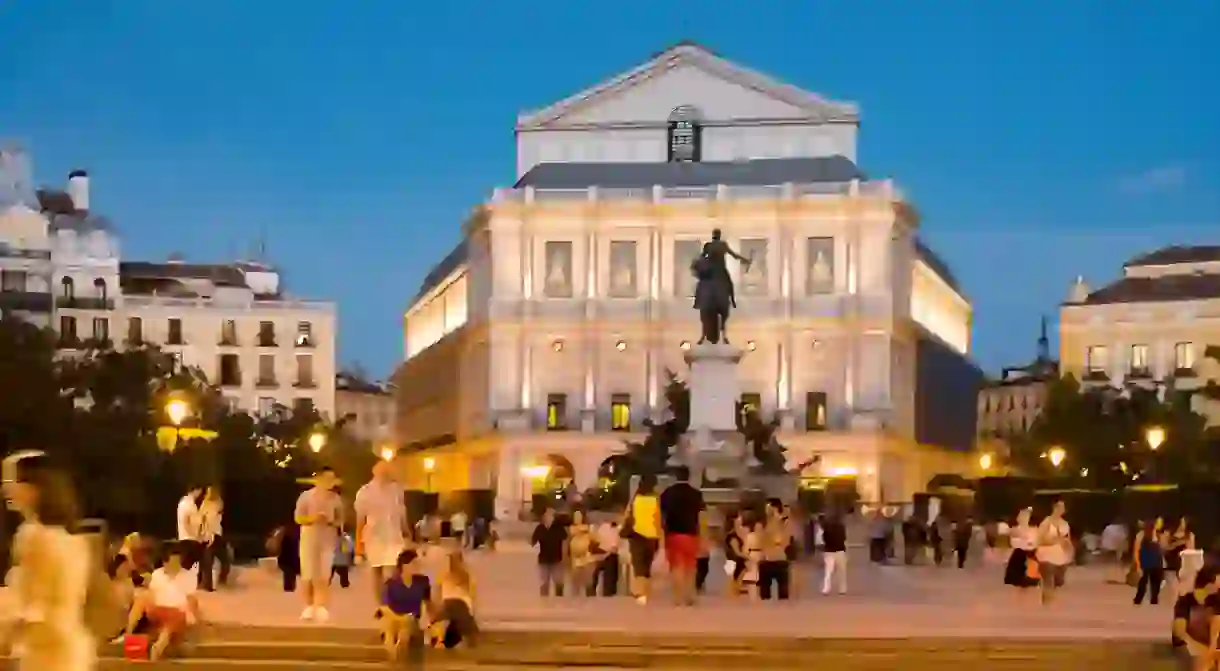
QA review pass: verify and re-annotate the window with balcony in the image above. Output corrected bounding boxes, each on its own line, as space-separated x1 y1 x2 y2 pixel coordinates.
218 353 241 387
1129 344 1150 376
258 321 277 347
805 391 828 431
1175 342 1195 374
610 393 631 431
167 318 184 345
127 317 142 345
60 276 74 299
93 277 107 302
59 315 77 345
91 317 108 343
294 354 315 388
220 320 238 346
546 393 568 431
295 321 314 347
1 270 27 292
257 354 277 387
1085 345 1109 378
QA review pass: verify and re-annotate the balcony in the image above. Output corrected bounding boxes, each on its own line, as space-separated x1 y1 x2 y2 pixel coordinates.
0 246 51 260
0 291 53 313
56 296 115 310
255 378 279 389
218 337 239 347
56 335 81 349
294 378 318 389
218 376 242 388
1127 367 1153 380
257 336 278 348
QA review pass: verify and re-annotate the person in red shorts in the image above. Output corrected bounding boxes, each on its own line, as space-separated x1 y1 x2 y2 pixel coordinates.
145 542 203 661
659 466 705 606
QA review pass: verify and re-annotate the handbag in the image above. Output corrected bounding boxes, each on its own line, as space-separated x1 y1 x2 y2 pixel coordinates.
1025 558 1041 581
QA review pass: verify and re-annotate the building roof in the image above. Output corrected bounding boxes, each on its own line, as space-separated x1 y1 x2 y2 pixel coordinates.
336 372 391 395
36 189 115 233
1080 273 1220 305
514 156 864 190
120 261 248 287
914 238 961 294
413 240 467 301
1125 245 1220 267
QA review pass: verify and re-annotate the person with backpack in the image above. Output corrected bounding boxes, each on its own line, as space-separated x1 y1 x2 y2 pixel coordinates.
0 450 98 670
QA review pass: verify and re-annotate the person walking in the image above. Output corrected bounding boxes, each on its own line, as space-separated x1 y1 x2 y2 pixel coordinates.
1036 500 1072 604
0 450 96 671
659 467 705 606
627 475 662 605
198 486 227 591
953 516 974 569
1004 508 1039 591
531 509 567 597
355 461 408 609
176 486 204 574
590 517 622 596
821 512 848 595
1133 520 1166 605
758 499 792 600
295 468 344 622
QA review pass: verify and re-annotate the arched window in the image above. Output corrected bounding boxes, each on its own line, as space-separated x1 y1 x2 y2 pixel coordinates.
667 105 703 163
60 276 74 299
93 277 107 301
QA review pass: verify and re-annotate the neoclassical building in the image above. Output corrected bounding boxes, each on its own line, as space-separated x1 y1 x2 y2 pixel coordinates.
395 43 982 515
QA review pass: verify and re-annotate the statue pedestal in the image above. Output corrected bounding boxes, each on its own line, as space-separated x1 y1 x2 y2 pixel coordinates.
683 343 745 432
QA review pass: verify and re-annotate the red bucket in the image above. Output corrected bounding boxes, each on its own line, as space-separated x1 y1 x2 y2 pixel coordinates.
123 634 150 661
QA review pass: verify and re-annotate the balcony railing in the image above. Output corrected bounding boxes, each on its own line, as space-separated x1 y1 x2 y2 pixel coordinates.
218 337 239 346
294 378 318 389
56 296 115 310
491 179 899 205
255 378 279 389
0 291 53 312
121 294 335 312
0 246 51 260
218 377 242 388
257 337 278 348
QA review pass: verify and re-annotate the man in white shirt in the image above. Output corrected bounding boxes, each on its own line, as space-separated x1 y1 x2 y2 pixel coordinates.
354 461 407 605
592 520 622 596
295 468 344 622
1036 499 1072 604
146 543 203 661
175 486 203 577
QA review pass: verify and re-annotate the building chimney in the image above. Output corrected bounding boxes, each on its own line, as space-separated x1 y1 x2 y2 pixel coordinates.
67 169 89 211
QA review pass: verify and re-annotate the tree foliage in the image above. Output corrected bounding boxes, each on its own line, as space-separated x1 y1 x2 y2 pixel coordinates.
0 317 353 538
1011 371 1219 487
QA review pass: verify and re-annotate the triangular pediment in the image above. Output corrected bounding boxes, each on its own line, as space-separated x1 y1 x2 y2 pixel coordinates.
517 42 858 129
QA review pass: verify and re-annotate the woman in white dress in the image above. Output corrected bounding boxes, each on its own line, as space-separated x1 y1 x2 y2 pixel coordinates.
1 450 95 670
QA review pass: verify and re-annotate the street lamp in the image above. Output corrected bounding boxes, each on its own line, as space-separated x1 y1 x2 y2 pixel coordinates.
379 446 395 462
1146 426 1166 451
423 457 436 492
307 431 326 453
166 399 190 426
1048 447 1066 468
979 453 994 471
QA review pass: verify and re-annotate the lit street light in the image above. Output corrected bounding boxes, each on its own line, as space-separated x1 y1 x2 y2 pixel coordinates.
379 446 395 462
308 431 326 453
1146 426 1166 451
978 453 993 471
166 399 190 426
1048 447 1066 468
423 457 436 492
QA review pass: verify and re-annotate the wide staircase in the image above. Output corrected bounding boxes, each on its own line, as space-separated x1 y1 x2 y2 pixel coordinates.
75 624 1181 669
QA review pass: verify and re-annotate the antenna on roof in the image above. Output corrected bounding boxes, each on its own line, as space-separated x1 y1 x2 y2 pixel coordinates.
255 226 269 263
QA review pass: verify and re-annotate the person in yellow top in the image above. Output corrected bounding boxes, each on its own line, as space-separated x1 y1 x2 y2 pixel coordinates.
627 476 662 605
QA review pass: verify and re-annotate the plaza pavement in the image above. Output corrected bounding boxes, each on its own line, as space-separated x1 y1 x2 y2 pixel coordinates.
183 544 1169 641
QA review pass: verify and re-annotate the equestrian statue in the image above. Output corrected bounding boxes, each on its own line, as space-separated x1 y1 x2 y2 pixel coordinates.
691 228 752 345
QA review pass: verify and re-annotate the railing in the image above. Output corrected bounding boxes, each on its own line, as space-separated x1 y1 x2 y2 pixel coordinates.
493 179 898 204
121 294 335 312
0 291 53 312
56 296 115 310
0 246 51 260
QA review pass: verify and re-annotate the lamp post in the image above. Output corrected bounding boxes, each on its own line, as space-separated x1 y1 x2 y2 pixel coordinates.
423 457 436 492
978 452 994 472
379 446 395 462
1146 426 1166 451
307 431 327 453
1048 447 1066 469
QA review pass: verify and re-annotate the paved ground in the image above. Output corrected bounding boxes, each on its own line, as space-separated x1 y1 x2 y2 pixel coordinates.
171 544 1170 640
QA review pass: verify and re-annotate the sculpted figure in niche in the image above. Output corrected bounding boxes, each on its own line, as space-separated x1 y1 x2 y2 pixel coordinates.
544 243 571 296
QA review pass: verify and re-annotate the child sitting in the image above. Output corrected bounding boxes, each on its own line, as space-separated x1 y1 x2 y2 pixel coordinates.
378 549 431 662
143 543 203 661
430 551 479 648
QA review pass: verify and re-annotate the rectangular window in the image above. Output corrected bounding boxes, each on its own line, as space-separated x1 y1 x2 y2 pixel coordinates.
546 393 568 431
293 398 315 417
127 317 142 345
610 393 631 431
1175 342 1195 371
542 241 574 298
608 241 638 298
1129 344 1150 373
258 321 276 347
59 315 77 343
257 354 276 386
295 321 314 347
739 392 763 425
218 353 241 387
1085 345 1108 373
220 319 238 345
806 237 835 295
295 354 315 387
805 391 828 431
257 397 278 417
91 317 108 343
673 239 702 298
167 318 183 345
0 270 27 292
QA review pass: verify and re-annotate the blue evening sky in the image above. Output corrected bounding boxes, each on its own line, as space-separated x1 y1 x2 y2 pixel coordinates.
2 2 1216 378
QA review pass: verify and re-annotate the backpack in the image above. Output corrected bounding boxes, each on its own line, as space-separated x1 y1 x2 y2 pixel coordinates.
79 532 125 640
